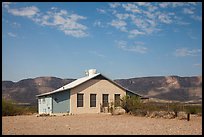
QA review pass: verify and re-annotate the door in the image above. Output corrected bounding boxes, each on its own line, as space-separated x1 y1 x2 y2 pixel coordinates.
46 97 52 114
101 94 109 113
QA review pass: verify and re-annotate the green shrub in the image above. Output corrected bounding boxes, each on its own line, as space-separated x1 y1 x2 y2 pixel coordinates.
116 95 202 118
120 95 142 113
2 98 20 116
184 105 202 114
2 98 37 116
168 103 182 117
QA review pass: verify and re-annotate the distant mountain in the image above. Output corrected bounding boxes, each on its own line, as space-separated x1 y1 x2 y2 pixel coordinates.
115 76 202 102
2 75 202 105
2 77 75 105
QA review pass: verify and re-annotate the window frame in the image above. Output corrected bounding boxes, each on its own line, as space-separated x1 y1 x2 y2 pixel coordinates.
102 94 109 107
77 93 84 107
90 94 97 107
114 94 121 107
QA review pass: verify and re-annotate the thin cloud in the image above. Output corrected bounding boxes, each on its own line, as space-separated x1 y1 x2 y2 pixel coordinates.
12 22 21 28
96 8 106 14
175 48 201 57
128 45 148 53
51 7 58 10
128 29 145 38
171 2 185 8
8 6 39 17
116 40 148 54
159 2 170 8
63 30 87 38
116 40 127 49
183 8 194 14
122 3 141 13
115 13 130 20
89 51 106 58
158 13 172 24
135 2 150 7
6 6 88 38
193 63 202 67
191 15 202 22
106 2 201 39
34 10 88 38
8 32 17 37
175 20 190 25
147 5 158 12
109 3 120 8
93 20 102 27
187 32 197 40
93 20 106 28
109 19 127 32
2 2 11 9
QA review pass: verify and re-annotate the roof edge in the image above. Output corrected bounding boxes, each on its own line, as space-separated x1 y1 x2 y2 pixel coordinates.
36 73 146 98
36 73 101 97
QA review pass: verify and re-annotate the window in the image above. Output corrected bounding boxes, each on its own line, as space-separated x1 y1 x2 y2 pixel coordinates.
38 99 41 104
90 94 96 107
77 93 84 107
115 94 120 107
102 94 109 107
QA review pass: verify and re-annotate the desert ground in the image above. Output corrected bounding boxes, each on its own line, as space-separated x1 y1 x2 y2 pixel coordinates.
2 113 202 135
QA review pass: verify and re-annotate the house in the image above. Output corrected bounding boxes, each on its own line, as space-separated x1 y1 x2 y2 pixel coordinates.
36 69 143 114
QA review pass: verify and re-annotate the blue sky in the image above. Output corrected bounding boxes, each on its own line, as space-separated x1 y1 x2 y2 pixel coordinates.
2 2 202 82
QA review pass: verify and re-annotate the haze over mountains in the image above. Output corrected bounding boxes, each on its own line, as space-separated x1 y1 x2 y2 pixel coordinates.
2 75 202 105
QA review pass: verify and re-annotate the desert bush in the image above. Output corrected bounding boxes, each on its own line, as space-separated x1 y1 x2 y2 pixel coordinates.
168 103 182 117
2 98 21 116
120 95 142 113
184 105 202 114
120 95 202 119
132 109 147 116
2 98 37 116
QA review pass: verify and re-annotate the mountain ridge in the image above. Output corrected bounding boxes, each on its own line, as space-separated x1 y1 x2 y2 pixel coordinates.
2 75 202 105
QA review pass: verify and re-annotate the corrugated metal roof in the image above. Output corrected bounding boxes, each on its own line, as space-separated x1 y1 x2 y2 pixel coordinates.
36 73 101 97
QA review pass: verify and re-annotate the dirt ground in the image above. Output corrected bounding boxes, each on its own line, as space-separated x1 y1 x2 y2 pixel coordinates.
2 113 202 135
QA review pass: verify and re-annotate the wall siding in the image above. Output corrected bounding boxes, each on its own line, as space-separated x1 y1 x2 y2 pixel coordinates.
52 90 70 113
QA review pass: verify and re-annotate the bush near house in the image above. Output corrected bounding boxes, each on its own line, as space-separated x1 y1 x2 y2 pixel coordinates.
2 98 37 116
120 95 142 114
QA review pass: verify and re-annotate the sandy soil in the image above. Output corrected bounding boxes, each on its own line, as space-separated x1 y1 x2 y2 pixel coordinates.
2 113 202 135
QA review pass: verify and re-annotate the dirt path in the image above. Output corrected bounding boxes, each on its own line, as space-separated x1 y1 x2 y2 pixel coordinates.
2 113 202 135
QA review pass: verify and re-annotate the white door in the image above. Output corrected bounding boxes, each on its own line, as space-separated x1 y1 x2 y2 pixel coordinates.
46 97 52 114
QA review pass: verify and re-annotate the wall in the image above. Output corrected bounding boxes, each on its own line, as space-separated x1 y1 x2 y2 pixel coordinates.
70 79 126 114
52 90 70 113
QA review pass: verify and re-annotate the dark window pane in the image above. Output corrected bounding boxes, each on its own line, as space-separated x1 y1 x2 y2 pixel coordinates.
77 94 83 107
115 94 120 107
90 94 96 107
102 94 109 107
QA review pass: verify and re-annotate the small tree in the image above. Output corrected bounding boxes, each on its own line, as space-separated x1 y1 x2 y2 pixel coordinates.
120 95 141 114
